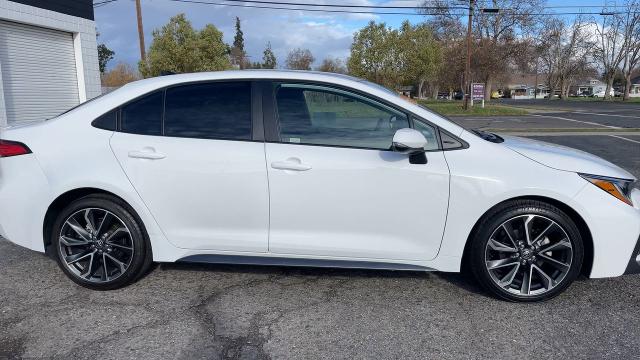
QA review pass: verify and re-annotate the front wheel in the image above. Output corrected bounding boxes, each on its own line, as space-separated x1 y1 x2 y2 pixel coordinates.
469 200 584 302
51 195 152 290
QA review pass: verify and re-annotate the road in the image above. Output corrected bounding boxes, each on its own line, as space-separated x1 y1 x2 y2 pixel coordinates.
1 103 640 360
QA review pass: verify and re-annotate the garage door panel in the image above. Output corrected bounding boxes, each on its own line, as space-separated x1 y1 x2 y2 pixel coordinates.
0 20 79 124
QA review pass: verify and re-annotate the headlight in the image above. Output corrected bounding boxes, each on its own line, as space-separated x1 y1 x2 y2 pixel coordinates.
579 173 636 206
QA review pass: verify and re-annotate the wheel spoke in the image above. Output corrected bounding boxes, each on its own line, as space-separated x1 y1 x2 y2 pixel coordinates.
501 224 518 248
531 221 555 246
102 253 110 281
66 218 91 241
59 236 89 247
487 258 520 270
65 250 95 265
537 253 570 269
95 211 111 236
499 262 520 287
104 253 127 274
84 209 97 234
532 264 554 290
539 239 571 254
488 239 518 253
105 227 130 243
107 243 133 251
80 252 98 278
524 215 534 245
520 265 533 295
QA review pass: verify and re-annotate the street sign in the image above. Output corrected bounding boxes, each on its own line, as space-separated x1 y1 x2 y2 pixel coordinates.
471 83 485 108
472 83 485 101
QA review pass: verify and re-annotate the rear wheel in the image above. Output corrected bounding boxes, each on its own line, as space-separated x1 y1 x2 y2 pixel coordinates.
469 200 584 302
51 195 152 290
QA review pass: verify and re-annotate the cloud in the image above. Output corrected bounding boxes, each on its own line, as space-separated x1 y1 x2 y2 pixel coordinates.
94 0 388 70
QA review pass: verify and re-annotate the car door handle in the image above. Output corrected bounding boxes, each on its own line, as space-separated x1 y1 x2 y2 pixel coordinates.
128 149 166 160
271 159 312 171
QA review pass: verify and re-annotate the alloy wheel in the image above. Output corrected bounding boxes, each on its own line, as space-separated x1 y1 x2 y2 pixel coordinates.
58 208 135 283
484 214 573 297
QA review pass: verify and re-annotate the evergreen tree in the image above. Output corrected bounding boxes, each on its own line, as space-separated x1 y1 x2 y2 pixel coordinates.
231 16 247 69
262 42 277 69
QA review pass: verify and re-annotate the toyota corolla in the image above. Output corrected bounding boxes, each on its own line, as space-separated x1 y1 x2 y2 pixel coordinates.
1 70 639 302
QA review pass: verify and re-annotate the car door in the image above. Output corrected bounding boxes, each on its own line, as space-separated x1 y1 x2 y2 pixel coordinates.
110 81 269 252
264 83 450 261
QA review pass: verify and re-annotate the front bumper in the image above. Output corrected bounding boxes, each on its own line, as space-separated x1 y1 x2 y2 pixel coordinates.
624 235 640 275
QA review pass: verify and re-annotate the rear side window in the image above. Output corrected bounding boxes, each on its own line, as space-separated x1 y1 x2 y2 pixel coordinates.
121 91 163 136
92 110 117 131
164 82 252 140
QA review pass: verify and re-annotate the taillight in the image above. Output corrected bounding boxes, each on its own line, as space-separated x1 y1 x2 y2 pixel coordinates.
0 140 31 158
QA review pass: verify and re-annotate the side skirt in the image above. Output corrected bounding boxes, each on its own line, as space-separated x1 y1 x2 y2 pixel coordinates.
177 254 435 272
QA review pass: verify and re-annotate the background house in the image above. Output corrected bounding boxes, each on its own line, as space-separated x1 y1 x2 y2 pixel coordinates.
0 0 100 126
570 79 607 96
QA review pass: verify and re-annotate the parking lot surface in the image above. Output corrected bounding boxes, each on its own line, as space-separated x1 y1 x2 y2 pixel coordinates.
1 103 640 359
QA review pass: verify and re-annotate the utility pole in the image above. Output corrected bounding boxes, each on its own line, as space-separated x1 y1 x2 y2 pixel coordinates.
463 0 474 110
135 0 146 64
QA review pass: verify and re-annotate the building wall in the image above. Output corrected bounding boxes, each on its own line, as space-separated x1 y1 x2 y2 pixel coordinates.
0 0 100 125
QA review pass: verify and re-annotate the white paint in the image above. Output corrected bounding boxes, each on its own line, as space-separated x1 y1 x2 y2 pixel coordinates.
530 114 622 129
573 111 640 119
609 135 640 144
0 70 638 288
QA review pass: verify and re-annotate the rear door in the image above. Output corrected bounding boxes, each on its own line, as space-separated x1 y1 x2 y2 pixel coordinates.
110 81 269 252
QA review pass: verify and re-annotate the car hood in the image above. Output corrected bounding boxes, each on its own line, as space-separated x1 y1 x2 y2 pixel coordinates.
502 135 635 180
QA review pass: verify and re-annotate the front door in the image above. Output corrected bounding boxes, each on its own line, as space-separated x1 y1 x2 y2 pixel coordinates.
265 83 450 261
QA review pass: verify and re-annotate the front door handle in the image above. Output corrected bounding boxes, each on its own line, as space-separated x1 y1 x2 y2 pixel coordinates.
128 148 166 160
271 158 312 171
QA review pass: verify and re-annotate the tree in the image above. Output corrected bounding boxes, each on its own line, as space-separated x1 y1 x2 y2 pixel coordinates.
538 17 593 99
102 63 140 87
620 0 640 100
140 13 231 77
97 43 115 74
230 16 248 69
347 21 442 94
398 21 442 98
423 0 545 100
286 48 314 70
262 42 277 69
347 21 402 88
592 10 629 100
317 56 346 73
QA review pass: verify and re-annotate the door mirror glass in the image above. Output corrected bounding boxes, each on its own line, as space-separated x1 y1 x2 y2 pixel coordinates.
392 128 428 155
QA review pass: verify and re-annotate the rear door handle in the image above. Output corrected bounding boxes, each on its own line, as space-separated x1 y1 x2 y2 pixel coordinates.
271 158 312 171
128 148 166 160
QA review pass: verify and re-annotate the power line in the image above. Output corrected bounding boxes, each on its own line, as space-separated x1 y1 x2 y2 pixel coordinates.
205 0 467 10
93 0 118 7
167 0 456 16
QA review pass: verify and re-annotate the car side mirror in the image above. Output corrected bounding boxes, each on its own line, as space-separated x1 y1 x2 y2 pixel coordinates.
392 128 428 155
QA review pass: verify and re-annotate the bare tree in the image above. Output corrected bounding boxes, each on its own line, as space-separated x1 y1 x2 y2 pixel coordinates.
423 0 545 100
285 48 315 70
538 16 593 99
592 9 630 100
317 56 347 74
621 0 640 100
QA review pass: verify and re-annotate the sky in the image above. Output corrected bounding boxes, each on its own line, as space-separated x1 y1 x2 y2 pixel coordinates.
94 0 614 71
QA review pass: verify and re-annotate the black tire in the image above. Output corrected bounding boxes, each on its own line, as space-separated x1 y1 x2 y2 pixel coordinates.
51 194 153 290
468 200 584 302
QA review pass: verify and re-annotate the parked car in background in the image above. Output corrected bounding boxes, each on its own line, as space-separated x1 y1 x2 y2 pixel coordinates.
1 70 639 302
591 89 615 98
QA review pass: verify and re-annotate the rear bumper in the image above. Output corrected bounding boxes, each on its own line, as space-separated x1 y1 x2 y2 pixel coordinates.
0 154 51 252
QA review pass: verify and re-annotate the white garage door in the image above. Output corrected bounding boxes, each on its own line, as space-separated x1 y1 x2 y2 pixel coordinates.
0 20 79 124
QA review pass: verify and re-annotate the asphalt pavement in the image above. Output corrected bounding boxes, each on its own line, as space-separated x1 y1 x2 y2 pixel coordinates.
1 101 640 360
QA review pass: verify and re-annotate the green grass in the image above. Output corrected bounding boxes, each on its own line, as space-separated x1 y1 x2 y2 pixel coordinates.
417 100 529 116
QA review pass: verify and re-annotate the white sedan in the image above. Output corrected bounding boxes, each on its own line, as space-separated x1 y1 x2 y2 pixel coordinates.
1 70 639 302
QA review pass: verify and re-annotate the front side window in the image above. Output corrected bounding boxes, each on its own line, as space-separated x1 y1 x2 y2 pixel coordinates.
164 82 252 140
275 84 410 150
412 120 440 151
121 91 163 135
